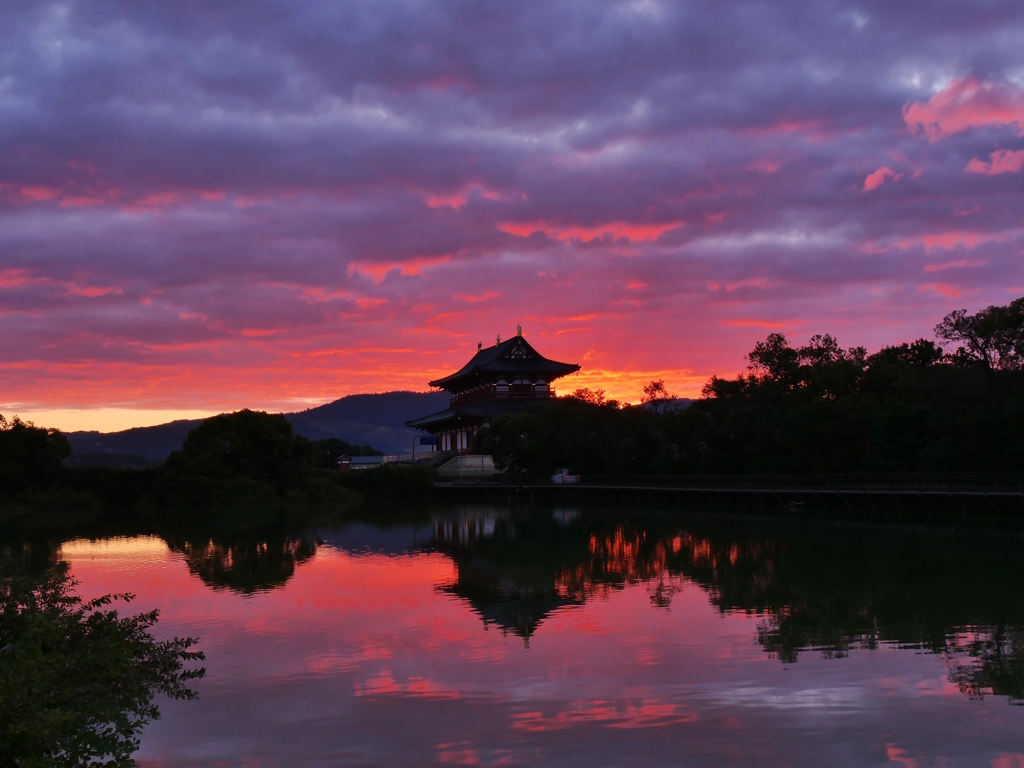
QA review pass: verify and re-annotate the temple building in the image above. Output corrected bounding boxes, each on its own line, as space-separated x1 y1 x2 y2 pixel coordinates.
406 328 580 454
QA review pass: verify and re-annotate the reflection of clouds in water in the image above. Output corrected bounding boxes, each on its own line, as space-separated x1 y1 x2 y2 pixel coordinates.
55 512 1024 767
698 684 868 713
59 535 174 568
355 672 464 701
511 699 699 732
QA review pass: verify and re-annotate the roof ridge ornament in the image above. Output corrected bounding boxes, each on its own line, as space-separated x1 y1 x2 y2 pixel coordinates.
496 334 501 345
517 324 522 337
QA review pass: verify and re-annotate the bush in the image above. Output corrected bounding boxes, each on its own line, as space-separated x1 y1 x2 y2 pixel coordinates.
0 559 204 765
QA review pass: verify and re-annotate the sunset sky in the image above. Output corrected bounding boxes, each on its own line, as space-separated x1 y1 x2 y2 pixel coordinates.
3 1 1024 431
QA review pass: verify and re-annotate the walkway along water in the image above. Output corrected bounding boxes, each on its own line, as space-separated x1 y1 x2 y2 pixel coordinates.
432 472 1024 527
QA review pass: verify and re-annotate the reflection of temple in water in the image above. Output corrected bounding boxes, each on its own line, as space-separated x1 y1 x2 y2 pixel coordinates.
432 507 499 549
431 507 584 643
430 506 690 642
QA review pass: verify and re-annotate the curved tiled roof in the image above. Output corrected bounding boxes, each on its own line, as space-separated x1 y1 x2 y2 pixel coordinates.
429 335 579 391
405 398 532 429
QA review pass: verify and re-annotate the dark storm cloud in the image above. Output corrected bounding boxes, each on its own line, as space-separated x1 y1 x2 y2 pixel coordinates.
2 0 1024 412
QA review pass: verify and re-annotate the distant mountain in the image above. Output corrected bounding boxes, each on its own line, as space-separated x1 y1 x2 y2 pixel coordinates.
286 391 449 454
67 419 206 461
65 391 451 463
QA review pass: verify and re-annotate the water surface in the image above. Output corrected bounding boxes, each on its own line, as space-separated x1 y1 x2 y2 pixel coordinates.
58 506 1024 766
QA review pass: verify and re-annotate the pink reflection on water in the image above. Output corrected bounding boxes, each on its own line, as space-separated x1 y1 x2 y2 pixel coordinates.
512 699 699 732
57 526 1024 767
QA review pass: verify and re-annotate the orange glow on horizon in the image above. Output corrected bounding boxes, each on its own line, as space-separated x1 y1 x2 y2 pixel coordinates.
1 359 723 432
0 299 955 433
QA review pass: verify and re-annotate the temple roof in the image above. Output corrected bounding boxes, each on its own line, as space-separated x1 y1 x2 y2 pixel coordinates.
429 335 580 391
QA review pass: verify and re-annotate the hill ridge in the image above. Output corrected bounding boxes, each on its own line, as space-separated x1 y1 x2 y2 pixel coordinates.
65 390 450 461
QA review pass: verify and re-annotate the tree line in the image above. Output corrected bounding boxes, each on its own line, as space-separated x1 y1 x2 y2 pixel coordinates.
477 296 1024 474
2 295 1022 523
0 409 431 530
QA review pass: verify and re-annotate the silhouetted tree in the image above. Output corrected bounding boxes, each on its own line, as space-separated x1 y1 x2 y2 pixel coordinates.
935 297 1024 370
0 416 70 494
476 398 668 475
747 332 800 382
154 410 356 516
569 388 621 408
667 296 1024 473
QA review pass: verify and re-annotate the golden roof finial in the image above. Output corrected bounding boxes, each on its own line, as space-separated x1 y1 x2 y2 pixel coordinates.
517 324 522 337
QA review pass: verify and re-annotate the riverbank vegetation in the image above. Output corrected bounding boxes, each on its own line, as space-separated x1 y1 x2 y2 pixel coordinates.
0 409 431 533
0 549 204 765
478 297 1024 475
1 297 1021 528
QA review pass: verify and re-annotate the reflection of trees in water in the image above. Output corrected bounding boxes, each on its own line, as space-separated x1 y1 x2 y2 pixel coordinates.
658 526 1024 702
430 508 1024 702
165 536 318 594
0 538 62 576
558 527 684 607
946 628 1024 705
666 526 1024 704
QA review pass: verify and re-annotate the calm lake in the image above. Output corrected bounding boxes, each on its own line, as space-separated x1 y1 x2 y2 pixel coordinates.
56 505 1024 766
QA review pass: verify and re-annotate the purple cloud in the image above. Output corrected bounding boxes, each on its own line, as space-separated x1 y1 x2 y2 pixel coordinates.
2 1 1024 419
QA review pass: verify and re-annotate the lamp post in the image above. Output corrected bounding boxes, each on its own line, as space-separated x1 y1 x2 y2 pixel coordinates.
411 434 436 462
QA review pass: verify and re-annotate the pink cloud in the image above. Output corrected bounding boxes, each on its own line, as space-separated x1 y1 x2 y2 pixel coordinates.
863 166 903 191
904 76 1024 140
740 118 836 143
748 158 781 174
452 291 500 303
875 229 1009 253
992 754 1024 768
425 191 468 209
499 220 684 243
923 258 986 272
722 318 799 329
965 148 1024 175
0 268 46 289
425 185 508 209
918 283 964 297
914 232 992 251
64 284 124 298
19 185 61 201
884 743 919 768
59 194 113 208
347 256 452 283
